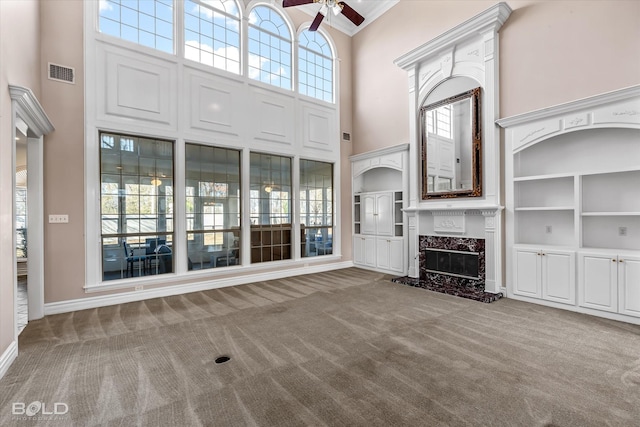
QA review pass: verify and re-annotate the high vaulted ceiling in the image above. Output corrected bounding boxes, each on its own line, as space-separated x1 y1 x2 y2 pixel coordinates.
289 0 399 36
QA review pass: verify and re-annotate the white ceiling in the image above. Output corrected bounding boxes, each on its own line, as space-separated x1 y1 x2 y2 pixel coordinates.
291 0 400 36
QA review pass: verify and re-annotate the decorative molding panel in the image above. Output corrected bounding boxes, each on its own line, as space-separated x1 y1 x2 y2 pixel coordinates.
498 85 640 153
300 101 336 152
186 70 243 137
350 144 409 177
250 86 295 146
101 46 176 127
434 212 466 234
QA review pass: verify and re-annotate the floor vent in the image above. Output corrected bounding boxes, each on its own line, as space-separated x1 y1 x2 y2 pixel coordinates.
48 62 75 84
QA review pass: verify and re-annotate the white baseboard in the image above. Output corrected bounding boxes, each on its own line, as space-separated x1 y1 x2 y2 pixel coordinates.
45 261 354 315
0 341 18 380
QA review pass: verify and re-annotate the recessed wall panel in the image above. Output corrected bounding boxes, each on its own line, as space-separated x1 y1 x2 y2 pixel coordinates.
102 45 176 127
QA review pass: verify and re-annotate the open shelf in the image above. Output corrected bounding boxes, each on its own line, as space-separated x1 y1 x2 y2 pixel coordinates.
515 210 575 246
516 207 574 211
515 176 574 209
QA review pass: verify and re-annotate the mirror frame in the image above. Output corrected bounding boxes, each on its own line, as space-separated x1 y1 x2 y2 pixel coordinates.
420 86 482 199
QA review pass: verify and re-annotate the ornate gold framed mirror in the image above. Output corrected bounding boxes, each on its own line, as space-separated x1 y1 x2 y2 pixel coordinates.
420 87 482 199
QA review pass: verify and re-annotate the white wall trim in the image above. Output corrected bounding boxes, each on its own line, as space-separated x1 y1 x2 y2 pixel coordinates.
496 84 640 128
46 261 354 315
0 341 18 380
8 85 55 136
394 2 512 70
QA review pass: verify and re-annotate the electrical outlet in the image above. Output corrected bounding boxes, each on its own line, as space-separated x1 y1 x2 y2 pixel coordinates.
619 226 628 236
49 214 69 223
135 285 144 291
545 225 552 234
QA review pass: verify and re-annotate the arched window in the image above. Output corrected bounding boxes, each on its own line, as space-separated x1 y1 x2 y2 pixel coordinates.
298 30 333 102
248 5 292 90
184 0 241 74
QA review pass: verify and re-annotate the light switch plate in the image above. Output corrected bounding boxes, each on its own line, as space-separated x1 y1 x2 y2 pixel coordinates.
49 214 69 223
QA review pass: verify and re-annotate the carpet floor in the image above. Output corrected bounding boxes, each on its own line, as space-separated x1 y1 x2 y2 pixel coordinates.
1 267 639 426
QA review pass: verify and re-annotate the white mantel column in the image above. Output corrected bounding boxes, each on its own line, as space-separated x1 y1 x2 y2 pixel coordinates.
482 208 503 293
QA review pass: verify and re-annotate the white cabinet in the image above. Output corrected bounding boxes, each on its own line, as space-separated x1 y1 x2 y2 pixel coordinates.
375 237 404 273
514 247 575 305
361 192 393 236
353 235 376 268
500 86 640 324
353 190 404 274
579 252 640 317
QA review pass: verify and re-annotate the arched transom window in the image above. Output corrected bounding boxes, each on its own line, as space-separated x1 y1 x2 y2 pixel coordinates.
298 30 333 103
248 5 292 90
184 0 241 74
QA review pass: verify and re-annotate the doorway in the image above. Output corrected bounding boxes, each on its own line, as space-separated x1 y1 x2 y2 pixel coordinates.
10 85 54 339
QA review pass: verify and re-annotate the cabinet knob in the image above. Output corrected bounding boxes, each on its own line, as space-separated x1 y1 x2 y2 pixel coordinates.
619 259 624 263
612 259 616 262
541 253 545 256
537 253 541 256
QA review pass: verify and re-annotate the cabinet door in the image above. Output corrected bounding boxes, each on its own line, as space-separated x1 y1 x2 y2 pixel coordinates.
513 248 541 298
353 236 366 266
376 238 390 270
361 194 377 235
578 253 618 313
364 236 376 267
388 238 404 273
542 250 575 305
618 255 640 317
375 193 394 236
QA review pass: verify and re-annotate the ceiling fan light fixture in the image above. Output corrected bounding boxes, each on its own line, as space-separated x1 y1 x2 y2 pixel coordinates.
319 4 328 15
151 178 162 187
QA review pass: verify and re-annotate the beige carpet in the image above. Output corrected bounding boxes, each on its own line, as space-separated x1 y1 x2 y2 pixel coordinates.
1 268 639 426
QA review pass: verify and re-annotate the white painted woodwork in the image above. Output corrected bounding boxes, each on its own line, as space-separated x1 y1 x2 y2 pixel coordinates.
500 85 640 323
351 145 408 275
579 253 618 313
513 248 541 298
513 247 575 304
541 249 576 305
394 3 511 293
619 255 640 317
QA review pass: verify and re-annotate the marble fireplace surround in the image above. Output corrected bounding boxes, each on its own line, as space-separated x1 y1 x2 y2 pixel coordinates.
420 235 485 290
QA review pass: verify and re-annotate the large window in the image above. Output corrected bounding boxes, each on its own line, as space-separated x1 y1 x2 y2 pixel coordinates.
248 6 292 89
186 144 241 270
300 160 333 257
298 30 333 103
184 0 241 74
99 0 174 54
250 153 292 263
100 133 174 280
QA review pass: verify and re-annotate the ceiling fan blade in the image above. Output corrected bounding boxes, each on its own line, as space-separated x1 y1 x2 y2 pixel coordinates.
282 0 315 7
338 1 365 26
309 12 325 31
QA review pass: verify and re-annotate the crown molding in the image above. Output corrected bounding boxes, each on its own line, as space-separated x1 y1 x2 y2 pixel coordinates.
496 85 640 128
394 2 512 70
8 85 55 137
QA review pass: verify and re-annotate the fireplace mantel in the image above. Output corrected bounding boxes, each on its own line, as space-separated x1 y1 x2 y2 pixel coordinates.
395 3 510 295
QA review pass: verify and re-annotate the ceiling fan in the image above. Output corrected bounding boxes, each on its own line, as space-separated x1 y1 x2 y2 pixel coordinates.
283 0 365 32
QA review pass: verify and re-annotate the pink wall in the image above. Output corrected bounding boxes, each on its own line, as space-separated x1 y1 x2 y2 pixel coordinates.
352 0 640 155
0 0 42 355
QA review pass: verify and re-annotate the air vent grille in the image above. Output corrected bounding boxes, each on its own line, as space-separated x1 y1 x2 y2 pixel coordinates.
48 62 75 84
342 132 351 141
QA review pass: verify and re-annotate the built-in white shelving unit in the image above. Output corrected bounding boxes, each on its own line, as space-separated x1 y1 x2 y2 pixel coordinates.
498 85 640 324
351 144 409 275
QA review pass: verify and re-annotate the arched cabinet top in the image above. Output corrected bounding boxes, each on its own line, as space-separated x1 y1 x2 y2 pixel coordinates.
350 144 409 177
497 85 640 153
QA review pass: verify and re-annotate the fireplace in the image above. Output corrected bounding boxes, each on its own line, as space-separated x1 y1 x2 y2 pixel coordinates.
419 235 488 294
424 249 480 279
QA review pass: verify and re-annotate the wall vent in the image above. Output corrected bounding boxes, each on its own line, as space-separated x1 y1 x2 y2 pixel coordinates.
342 132 351 141
48 62 75 84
